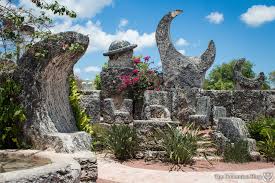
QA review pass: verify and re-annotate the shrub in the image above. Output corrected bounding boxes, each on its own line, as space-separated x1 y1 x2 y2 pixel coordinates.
94 74 101 90
91 124 108 151
105 124 139 160
119 56 161 101
248 117 275 141
69 75 93 134
223 140 251 163
0 78 26 149
257 128 275 162
157 124 200 164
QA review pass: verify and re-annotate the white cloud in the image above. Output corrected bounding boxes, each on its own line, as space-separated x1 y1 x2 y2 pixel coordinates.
241 5 275 27
74 67 81 74
19 0 113 19
175 38 189 47
206 12 224 24
51 20 155 53
178 49 186 55
118 18 129 28
17 0 155 53
84 66 101 73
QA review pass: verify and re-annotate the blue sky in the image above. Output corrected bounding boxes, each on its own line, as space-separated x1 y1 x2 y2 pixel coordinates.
17 0 275 80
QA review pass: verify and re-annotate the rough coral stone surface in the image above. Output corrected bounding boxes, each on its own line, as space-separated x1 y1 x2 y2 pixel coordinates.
156 10 215 90
102 98 133 124
232 90 266 121
15 31 91 152
217 117 249 142
233 59 265 90
80 90 101 123
143 90 172 120
133 120 179 151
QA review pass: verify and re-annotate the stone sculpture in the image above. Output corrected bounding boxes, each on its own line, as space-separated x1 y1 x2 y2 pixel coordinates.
101 40 137 99
213 106 227 126
102 98 133 124
155 10 216 90
143 90 171 120
189 96 211 129
234 58 265 90
213 117 259 159
16 32 91 153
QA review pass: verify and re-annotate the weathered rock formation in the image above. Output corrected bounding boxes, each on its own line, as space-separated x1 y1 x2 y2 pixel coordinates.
156 10 216 90
234 58 265 90
15 31 91 153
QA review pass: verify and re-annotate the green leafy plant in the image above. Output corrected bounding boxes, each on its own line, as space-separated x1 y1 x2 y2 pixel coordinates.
94 74 101 90
69 75 93 134
223 140 251 163
119 56 161 101
91 124 108 151
248 117 275 141
0 78 26 149
105 124 139 160
0 0 76 62
157 124 200 164
257 128 275 162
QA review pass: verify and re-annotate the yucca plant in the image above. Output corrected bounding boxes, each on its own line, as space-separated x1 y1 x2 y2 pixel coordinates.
105 124 139 160
157 124 200 164
223 140 251 163
257 128 275 162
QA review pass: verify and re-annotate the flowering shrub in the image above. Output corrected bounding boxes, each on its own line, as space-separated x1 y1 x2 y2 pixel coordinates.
119 56 161 100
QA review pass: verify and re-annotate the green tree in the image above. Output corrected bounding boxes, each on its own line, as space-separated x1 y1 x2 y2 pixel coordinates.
203 59 269 90
0 0 76 62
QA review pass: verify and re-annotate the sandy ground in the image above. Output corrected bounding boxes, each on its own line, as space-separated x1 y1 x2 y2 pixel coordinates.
122 159 275 172
97 156 275 183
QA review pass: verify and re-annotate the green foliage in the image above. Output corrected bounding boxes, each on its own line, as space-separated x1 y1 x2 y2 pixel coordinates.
94 74 101 90
223 140 251 163
157 124 200 164
119 56 161 101
105 124 139 160
69 75 93 134
0 78 26 149
203 59 270 90
248 117 275 141
0 0 76 62
257 128 275 162
91 124 108 151
248 117 275 161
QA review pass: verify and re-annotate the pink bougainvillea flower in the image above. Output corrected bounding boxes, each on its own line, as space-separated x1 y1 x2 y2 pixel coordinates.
133 69 139 74
132 77 139 83
133 58 141 64
144 56 151 62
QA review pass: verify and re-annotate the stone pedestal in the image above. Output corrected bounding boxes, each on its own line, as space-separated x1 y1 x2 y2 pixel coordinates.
134 120 179 160
189 96 211 129
102 98 133 124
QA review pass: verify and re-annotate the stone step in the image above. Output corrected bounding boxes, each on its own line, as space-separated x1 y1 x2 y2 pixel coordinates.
197 141 215 148
197 148 217 153
193 156 223 161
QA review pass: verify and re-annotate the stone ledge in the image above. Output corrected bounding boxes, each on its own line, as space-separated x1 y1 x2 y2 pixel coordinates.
0 150 97 183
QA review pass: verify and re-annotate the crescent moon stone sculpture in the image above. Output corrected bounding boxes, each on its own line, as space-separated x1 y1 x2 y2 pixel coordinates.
156 10 216 90
233 58 265 90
